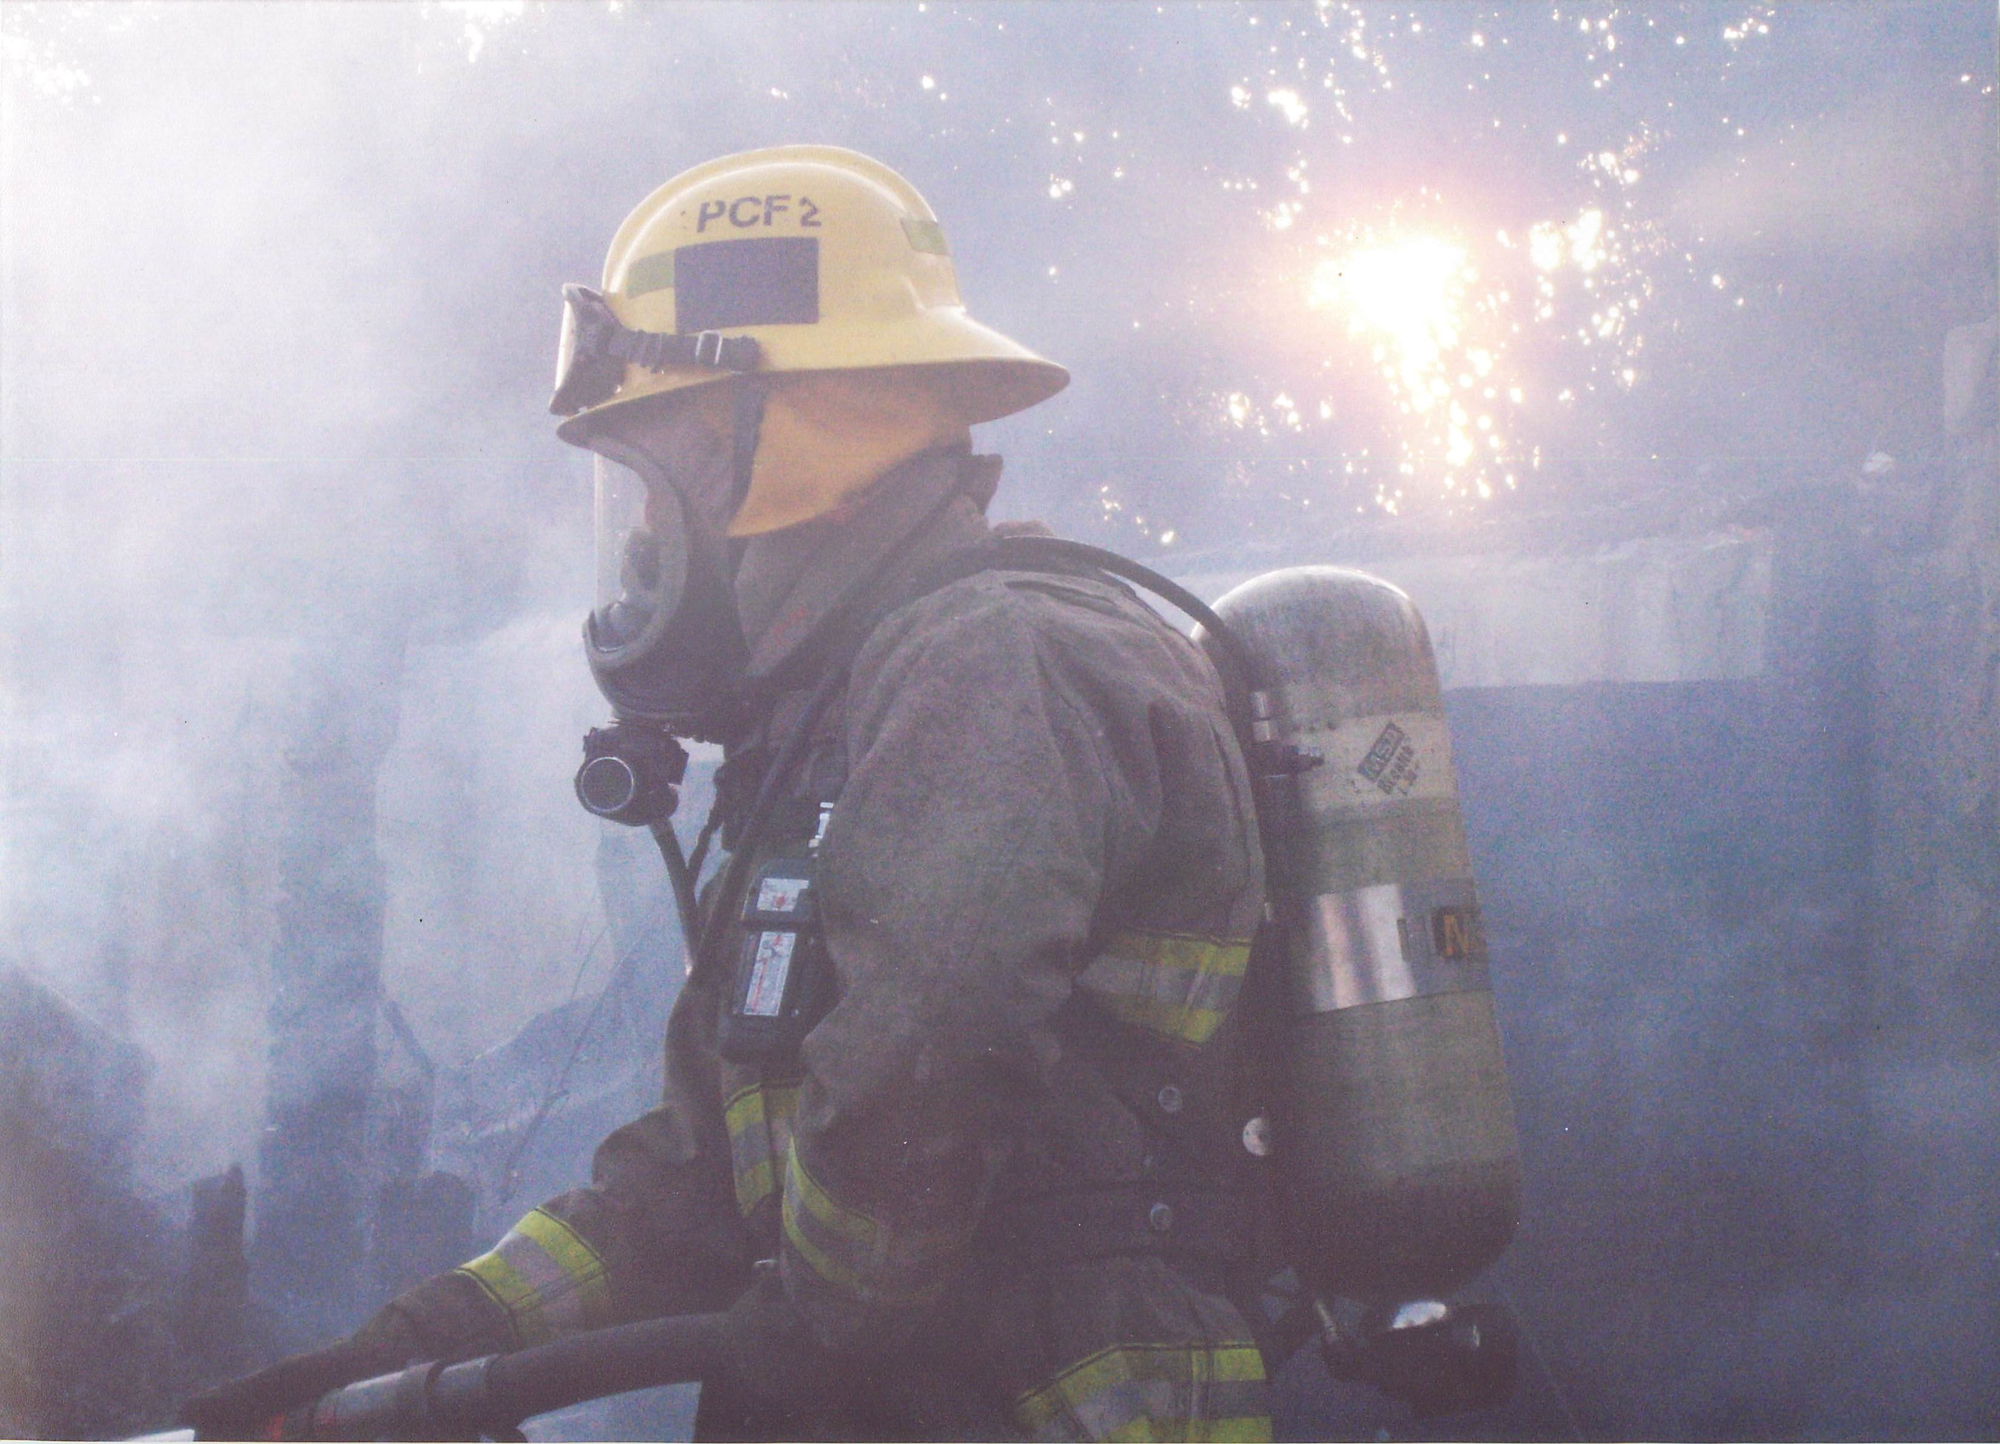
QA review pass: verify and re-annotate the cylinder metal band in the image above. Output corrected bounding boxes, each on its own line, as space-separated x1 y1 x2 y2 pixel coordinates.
1298 878 1489 1012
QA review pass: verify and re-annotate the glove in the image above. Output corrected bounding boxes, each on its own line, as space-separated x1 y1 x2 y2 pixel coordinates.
1322 1301 1518 1418
179 1318 417 1441
717 1260 866 1419
715 1261 1015 1438
183 1260 517 1437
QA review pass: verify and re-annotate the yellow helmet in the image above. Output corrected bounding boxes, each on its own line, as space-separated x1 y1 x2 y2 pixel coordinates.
550 145 1068 469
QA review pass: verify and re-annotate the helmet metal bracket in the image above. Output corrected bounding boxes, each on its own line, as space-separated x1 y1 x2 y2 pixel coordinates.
550 284 761 417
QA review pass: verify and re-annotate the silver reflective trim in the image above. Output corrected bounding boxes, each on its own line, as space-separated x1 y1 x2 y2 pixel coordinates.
1241 1115 1274 1158
1307 883 1412 1010
1298 877 1489 1012
1389 1298 1450 1330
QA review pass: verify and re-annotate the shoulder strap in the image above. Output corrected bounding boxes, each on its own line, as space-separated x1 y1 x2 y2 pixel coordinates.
886 534 1265 754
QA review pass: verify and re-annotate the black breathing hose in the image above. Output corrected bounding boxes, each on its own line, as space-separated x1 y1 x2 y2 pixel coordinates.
649 818 702 962
985 535 1268 754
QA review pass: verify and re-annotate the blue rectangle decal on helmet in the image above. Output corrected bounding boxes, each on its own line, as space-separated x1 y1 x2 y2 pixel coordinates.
674 236 819 332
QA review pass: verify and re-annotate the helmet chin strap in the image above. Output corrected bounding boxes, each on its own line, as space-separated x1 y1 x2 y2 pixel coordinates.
727 377 772 526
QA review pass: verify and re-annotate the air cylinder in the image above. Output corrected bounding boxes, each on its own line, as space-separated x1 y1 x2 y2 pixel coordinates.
1208 566 1520 1306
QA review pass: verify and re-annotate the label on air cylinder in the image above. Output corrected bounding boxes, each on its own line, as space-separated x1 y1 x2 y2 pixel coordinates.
1296 877 1489 1012
1297 711 1456 810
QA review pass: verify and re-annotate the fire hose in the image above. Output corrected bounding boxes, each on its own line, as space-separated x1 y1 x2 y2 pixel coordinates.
142 1293 1516 1441
229 1310 731 1442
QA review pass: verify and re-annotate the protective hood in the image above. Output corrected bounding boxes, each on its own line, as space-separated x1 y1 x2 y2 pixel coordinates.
732 443 999 681
728 369 975 537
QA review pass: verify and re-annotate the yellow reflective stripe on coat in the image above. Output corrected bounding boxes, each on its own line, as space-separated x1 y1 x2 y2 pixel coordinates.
725 1079 800 1218
1075 931 1253 1045
1015 1342 1271 1442
781 1139 971 1307
453 1207 613 1347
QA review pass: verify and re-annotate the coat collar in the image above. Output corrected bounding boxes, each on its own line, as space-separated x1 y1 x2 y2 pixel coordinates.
732 445 998 686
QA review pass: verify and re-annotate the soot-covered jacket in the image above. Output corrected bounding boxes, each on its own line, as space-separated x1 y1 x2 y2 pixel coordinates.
372 489 1273 1439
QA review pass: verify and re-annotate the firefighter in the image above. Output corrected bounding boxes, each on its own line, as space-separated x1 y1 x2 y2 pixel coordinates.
186 145 1272 1441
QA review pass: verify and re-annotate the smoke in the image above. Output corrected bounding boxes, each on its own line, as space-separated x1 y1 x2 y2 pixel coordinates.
2 1 1995 1435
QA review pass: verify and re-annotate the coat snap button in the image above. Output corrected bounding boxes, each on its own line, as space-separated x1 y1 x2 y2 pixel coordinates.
1147 1202 1175 1233
1156 1084 1184 1115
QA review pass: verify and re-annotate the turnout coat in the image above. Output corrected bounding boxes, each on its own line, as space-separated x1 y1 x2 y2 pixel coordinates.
373 459 1274 1440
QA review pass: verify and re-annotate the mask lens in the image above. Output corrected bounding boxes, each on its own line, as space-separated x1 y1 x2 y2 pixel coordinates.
584 450 748 732
592 454 690 656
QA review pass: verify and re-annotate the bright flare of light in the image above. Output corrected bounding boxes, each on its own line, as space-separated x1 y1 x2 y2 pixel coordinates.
1310 233 1514 498
1312 236 1469 415
1528 225 1565 271
1144 3 1684 531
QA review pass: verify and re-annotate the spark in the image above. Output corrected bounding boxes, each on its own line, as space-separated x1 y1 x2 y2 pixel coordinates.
1267 88 1309 126
1309 232 1511 497
0 26 94 97
437 0 526 62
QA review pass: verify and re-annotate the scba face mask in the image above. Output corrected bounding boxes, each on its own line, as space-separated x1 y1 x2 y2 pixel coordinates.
584 401 753 737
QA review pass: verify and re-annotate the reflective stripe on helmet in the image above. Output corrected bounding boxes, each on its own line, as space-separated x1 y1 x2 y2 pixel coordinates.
724 1078 800 1218
1014 1342 1272 1443
781 1139 971 1307
453 1207 613 1347
1075 931 1254 1045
